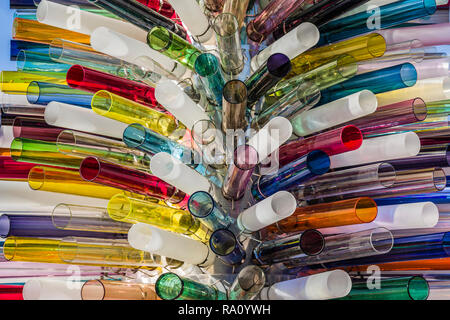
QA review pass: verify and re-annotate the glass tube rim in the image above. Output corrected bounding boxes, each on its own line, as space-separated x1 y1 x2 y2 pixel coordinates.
51 203 73 230
222 79 247 105
28 166 47 191
267 53 292 78
212 12 239 38
79 156 102 182
123 123 147 149
16 50 27 71
187 191 215 218
299 229 325 256
81 279 106 300
107 194 134 221
209 228 237 256
354 197 378 223
433 168 447 191
147 26 172 52
367 33 387 59
407 275 430 300
91 90 114 115
412 97 427 122
194 53 220 78
236 265 266 293
66 64 87 89
400 63 418 88
0 215 11 238
368 227 394 254
155 272 184 300
306 150 331 175
234 144 259 171
340 125 363 151
26 81 41 105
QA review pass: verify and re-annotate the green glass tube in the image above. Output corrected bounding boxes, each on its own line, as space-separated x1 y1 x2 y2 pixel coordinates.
17 50 71 80
147 26 202 71
10 137 82 168
194 53 226 106
338 276 429 300
155 272 227 300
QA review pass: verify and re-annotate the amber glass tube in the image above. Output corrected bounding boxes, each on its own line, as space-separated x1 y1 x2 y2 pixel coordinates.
81 280 160 300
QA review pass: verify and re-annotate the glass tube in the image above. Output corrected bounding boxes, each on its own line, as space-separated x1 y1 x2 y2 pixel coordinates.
1 71 66 94
187 191 233 231
261 197 378 238
0 214 125 239
246 0 307 42
10 40 49 60
228 265 265 300
0 156 35 181
338 276 429 300
191 119 227 168
319 0 437 45
345 257 450 272
57 130 151 173
223 0 250 27
278 125 363 167
2 105 46 118
251 150 330 201
0 285 23 300
79 157 187 204
245 53 292 106
212 13 244 75
378 22 450 47
28 166 127 200
81 280 159 300
16 50 71 79
222 80 248 131
66 65 162 110
12 117 63 142
253 229 325 265
52 203 130 235
155 273 227 300
12 18 91 45
26 82 93 107
10 138 83 168
388 144 450 170
91 90 177 137
147 26 202 71
209 228 246 266
194 53 226 106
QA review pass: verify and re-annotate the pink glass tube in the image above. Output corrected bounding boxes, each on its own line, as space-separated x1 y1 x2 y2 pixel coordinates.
246 0 307 42
377 23 450 47
222 144 259 201
136 0 176 19
66 65 163 111
278 125 363 167
0 156 35 180
349 98 428 136
12 117 64 142
0 285 23 300
79 156 187 204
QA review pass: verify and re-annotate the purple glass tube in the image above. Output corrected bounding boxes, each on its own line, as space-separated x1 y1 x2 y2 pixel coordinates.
0 215 126 239
12 117 64 142
389 144 450 171
418 128 450 146
246 0 307 42
222 144 259 201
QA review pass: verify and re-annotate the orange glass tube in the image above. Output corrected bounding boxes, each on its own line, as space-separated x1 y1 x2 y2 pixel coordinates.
12 18 91 45
261 198 378 238
344 257 450 272
81 280 161 300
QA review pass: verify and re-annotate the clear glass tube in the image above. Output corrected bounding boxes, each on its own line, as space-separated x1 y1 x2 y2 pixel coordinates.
187 191 233 231
1 71 66 94
222 80 248 131
194 53 226 106
228 265 265 300
191 119 227 167
81 280 159 300
26 81 93 108
378 22 450 47
223 0 250 27
212 13 244 76
16 50 71 79
155 273 227 300
209 228 246 266
2 105 46 117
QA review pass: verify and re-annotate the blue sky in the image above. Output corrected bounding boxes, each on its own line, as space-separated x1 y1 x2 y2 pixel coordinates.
0 2 17 71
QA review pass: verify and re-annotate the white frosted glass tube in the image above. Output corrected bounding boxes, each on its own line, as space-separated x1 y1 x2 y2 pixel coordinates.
330 132 421 169
45 101 127 140
166 0 214 43
90 27 186 79
377 23 450 47
36 0 148 42
127 223 215 266
247 117 292 162
0 126 14 148
292 90 378 137
251 23 320 71
260 270 352 300
149 152 211 195
320 202 439 235
237 191 297 233
154 80 210 130
0 180 109 211
23 279 83 300
1 92 31 106
376 76 450 105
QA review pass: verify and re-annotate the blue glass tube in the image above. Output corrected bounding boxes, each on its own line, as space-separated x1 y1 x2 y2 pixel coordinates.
0 214 126 239
374 192 450 206
10 40 49 60
122 123 198 164
16 51 72 79
318 0 437 45
10 0 97 8
251 150 330 201
194 53 226 107
187 191 234 231
209 228 246 266
317 63 418 106
26 81 93 107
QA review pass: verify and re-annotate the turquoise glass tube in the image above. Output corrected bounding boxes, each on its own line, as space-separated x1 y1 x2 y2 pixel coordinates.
318 0 437 44
16 50 71 79
194 53 226 107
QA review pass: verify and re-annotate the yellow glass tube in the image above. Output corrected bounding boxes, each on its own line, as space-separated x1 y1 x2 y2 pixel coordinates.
12 18 91 45
28 166 127 200
107 194 211 242
288 33 387 78
91 90 178 137
3 237 65 264
1 71 66 93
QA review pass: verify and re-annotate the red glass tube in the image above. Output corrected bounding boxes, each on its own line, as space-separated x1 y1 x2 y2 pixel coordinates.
12 117 64 142
136 0 176 19
278 125 363 167
79 156 187 204
0 156 35 181
0 285 23 300
66 65 163 111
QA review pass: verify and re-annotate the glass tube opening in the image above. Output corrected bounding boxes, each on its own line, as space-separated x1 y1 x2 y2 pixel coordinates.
12 117 24 139
223 80 247 104
194 53 220 77
433 168 447 191
327 270 353 298
188 191 214 218
340 125 363 151
234 144 259 170
412 98 427 122
3 237 17 261
79 157 101 182
367 33 387 58
107 194 132 221
191 119 217 145
28 166 46 190
336 55 358 78
422 202 439 227
16 50 26 71
148 27 172 52
369 228 394 254
56 130 77 146
209 229 237 256
299 229 325 256
237 266 266 292
400 63 418 87
407 276 430 300
357 90 378 114
354 198 378 223
0 215 11 238
266 117 294 144
26 81 41 104
155 272 183 300
57 237 78 263
306 150 331 175
296 23 320 48
91 90 113 115
267 53 291 78
123 124 146 149
66 65 86 89
213 13 238 38
424 0 438 15
81 280 106 300
377 163 397 188
271 191 297 219
49 39 64 60
52 203 73 230
9 139 24 160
